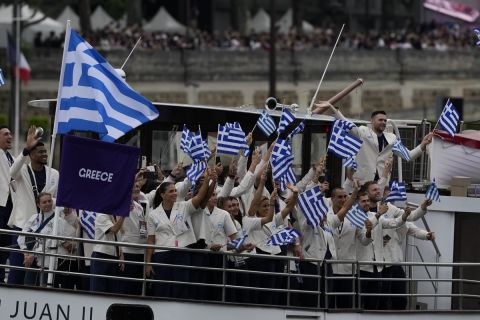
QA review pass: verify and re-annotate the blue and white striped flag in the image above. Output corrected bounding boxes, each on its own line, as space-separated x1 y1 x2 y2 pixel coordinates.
186 161 207 186
279 166 297 191
346 204 368 228
256 110 277 137
227 234 248 250
298 185 329 227
385 180 407 202
392 139 411 161
79 210 96 239
180 125 192 155
425 179 440 202
328 120 363 159
189 130 208 161
0 68 5 86
272 138 292 159
287 120 305 140
267 228 301 246
203 140 211 159
217 122 249 156
55 28 159 142
336 119 356 131
277 108 295 134
474 28 480 46
271 153 294 180
342 157 358 170
438 99 460 137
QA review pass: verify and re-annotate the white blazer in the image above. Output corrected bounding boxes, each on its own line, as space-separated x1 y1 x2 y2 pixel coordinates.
0 149 12 206
8 153 59 228
383 222 428 264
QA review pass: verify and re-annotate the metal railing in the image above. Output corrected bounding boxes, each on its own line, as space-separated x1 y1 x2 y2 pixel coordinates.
0 228 479 311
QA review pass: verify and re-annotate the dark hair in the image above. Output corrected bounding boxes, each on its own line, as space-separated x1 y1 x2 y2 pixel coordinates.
357 190 368 198
36 192 52 203
30 141 45 152
331 187 344 198
217 196 229 210
0 125 9 131
362 181 377 193
371 110 387 118
228 196 243 226
153 182 174 209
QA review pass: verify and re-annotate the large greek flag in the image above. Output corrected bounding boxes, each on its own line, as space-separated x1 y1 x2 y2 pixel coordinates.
54 28 159 142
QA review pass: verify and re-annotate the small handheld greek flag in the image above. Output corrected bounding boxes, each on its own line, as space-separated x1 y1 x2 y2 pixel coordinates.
189 130 208 161
438 99 459 137
217 122 249 156
392 139 411 161
267 228 301 246
342 157 358 170
298 185 329 227
227 234 248 250
79 210 96 239
385 180 407 202
0 68 5 86
277 108 295 134
186 161 207 186
180 125 192 155
346 204 368 229
328 120 363 159
287 120 305 140
256 110 277 137
425 179 440 202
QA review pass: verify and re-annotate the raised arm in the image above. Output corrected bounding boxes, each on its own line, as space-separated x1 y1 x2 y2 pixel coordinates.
336 180 360 222
248 168 267 217
191 168 213 209
279 184 299 220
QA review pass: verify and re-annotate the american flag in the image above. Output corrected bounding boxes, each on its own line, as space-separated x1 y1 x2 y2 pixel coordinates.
298 185 329 227
438 99 460 137
256 110 277 137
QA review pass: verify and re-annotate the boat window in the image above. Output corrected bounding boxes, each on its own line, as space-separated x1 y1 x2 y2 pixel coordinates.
107 304 153 320
152 130 180 170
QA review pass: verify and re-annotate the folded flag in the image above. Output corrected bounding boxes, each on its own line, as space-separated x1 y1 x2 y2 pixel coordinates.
346 204 368 229
79 210 96 239
287 120 305 140
438 99 459 137
180 125 192 155
54 28 159 142
0 68 5 86
425 179 440 202
227 234 248 250
342 157 358 171
328 120 363 159
256 110 277 137
474 28 480 46
298 185 329 227
267 228 301 246
277 108 295 134
392 139 411 161
385 180 407 202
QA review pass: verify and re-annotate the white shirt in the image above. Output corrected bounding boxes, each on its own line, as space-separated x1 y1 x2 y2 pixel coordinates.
243 214 283 255
204 206 237 250
93 214 120 257
121 202 147 254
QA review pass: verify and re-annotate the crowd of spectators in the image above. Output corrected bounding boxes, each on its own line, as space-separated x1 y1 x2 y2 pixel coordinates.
33 20 477 52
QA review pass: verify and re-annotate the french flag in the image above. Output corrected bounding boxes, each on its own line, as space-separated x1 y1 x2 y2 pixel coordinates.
7 32 31 85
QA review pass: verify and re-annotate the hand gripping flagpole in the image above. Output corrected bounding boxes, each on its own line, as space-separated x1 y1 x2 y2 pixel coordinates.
307 23 345 116
47 20 72 287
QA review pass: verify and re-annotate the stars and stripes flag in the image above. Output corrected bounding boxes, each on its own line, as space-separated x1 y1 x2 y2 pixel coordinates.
79 210 96 239
425 179 440 202
267 228 301 246
298 185 329 227
438 99 460 137
342 157 358 170
346 204 368 228
227 234 248 250
327 120 363 159
180 125 192 155
392 139 411 161
277 108 295 134
287 120 305 140
0 69 5 86
256 110 277 137
54 27 159 142
474 28 480 46
217 122 249 156
385 180 407 202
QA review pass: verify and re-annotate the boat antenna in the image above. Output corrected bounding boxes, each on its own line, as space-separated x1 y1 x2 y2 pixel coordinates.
120 36 142 70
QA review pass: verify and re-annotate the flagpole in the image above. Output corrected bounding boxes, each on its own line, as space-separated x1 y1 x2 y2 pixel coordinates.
251 123 257 134
307 23 345 116
47 20 72 287
120 36 142 70
13 7 21 156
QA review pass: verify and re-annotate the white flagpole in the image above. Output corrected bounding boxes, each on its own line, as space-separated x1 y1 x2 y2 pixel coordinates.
13 8 21 156
120 36 142 70
47 20 72 286
307 23 345 115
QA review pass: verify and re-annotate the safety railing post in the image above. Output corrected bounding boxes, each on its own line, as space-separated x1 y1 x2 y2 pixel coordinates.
357 262 361 310
222 253 226 303
459 265 464 310
408 264 414 310
324 261 328 309
40 237 47 287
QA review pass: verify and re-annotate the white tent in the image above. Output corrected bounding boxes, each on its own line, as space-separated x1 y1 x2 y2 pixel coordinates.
276 8 314 34
143 6 186 34
248 8 270 33
56 6 80 30
0 4 65 47
91 5 114 30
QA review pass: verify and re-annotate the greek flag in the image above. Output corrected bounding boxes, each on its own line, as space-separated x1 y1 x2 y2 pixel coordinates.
425 179 440 202
474 28 480 46
392 139 411 161
328 120 363 159
189 130 208 161
277 108 295 134
346 204 368 228
270 138 296 190
385 180 407 202
0 68 5 86
217 122 249 155
180 125 192 155
336 119 356 131
438 99 459 137
203 140 211 159
79 210 96 239
256 110 277 137
342 157 358 170
186 161 207 186
271 153 294 180
298 185 329 227
287 120 305 140
55 28 159 142
267 228 301 246
279 166 297 191
227 234 248 250
272 138 292 159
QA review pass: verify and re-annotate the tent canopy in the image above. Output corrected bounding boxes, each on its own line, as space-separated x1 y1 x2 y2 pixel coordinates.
91 5 114 30
143 6 186 34
56 6 80 30
248 8 270 33
276 8 314 34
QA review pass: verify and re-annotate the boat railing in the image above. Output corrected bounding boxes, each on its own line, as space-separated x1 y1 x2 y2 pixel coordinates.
0 228 478 311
